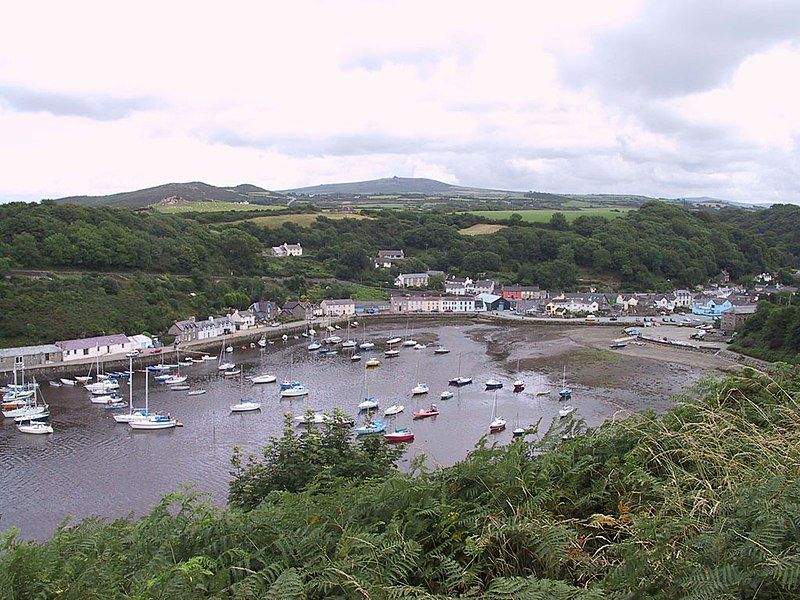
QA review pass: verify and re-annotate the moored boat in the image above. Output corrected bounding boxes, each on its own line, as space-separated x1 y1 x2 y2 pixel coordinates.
384 404 404 415
280 385 309 398
440 390 454 400
230 399 261 412
17 421 53 434
413 404 440 419
384 427 414 443
129 414 178 430
249 374 277 384
485 379 503 390
559 405 575 418
365 359 380 368
433 347 450 355
187 389 207 396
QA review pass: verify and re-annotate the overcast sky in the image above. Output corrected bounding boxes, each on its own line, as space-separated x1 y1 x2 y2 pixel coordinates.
1 0 799 203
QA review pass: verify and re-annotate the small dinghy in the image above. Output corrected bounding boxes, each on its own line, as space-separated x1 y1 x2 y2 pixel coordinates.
440 390 454 400
384 404 404 416
187 389 207 396
170 385 190 391
413 404 440 419
433 347 450 355
485 379 503 390
559 405 575 418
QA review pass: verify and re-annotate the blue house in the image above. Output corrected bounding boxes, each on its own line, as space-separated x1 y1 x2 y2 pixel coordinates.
691 298 732 316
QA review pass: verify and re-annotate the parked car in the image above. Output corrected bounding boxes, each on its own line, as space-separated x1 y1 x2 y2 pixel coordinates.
125 350 140 358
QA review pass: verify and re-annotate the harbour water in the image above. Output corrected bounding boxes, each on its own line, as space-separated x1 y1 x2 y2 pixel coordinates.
1 322 645 540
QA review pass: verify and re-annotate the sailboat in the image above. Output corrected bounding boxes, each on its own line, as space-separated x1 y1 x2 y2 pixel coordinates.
386 333 402 346
512 412 525 437
411 358 428 395
489 390 506 432
354 416 386 436
230 397 261 412
128 370 178 430
558 366 572 399
342 317 357 349
559 405 575 418
359 323 375 350
10 377 50 422
114 359 150 423
448 354 472 386
535 376 551 396
513 359 525 392
164 350 187 385
384 404 404 415
249 373 277 384
217 338 235 371
357 364 378 411
279 352 308 397
485 379 503 390
17 421 53 434
402 320 417 347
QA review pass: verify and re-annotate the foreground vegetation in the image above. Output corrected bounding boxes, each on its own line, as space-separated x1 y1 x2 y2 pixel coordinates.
2 367 799 598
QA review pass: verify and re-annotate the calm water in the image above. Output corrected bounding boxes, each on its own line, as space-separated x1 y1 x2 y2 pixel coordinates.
1 323 617 540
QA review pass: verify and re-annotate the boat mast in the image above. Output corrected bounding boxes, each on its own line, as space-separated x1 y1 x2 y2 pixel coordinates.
128 356 134 414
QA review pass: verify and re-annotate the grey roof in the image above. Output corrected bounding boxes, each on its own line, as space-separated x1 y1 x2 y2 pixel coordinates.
726 305 758 314
56 334 130 351
322 298 355 305
378 250 404 257
0 344 62 359
399 272 429 278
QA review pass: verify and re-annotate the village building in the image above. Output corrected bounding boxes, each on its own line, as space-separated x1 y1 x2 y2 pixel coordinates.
691 298 733 316
390 295 482 313
0 344 63 370
374 249 405 268
270 242 303 257
720 305 758 333
248 300 280 323
475 293 511 311
228 309 257 330
673 289 693 308
394 272 430 288
56 334 135 362
281 300 313 321
501 285 547 301
546 293 607 316
320 298 357 317
444 277 473 295
473 279 498 295
128 334 154 350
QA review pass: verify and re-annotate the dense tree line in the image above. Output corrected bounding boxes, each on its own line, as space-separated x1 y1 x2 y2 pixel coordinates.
0 273 284 347
0 202 264 276
1 201 794 291
731 294 800 363
2 367 799 597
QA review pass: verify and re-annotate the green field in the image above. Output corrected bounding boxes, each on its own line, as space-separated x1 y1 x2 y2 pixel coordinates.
468 207 632 223
236 213 372 228
155 201 286 214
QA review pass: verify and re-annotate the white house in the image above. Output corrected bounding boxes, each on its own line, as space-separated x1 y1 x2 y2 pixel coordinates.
442 296 481 312
546 294 601 315
320 298 356 317
444 277 473 295
196 316 234 340
57 334 135 362
395 272 430 288
473 279 496 295
228 309 257 330
271 242 303 257
375 249 405 268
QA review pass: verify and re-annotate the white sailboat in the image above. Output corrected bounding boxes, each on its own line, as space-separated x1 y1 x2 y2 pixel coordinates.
17 421 53 434
115 360 150 423
402 320 417 347
127 370 178 429
359 323 375 350
218 337 235 371
558 366 572 399
249 374 277 384
230 398 261 412
449 354 472 386
411 358 428 395
489 390 506 432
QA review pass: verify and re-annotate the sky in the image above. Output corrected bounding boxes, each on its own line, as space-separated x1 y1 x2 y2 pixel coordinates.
1 0 799 203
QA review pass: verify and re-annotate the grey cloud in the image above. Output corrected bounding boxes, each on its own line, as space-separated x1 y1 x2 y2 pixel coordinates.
561 1 800 99
0 85 162 120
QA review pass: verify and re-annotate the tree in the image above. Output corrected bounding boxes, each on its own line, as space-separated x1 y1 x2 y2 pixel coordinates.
549 212 568 231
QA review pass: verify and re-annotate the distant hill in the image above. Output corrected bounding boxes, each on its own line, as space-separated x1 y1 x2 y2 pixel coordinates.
282 176 494 196
50 182 284 208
